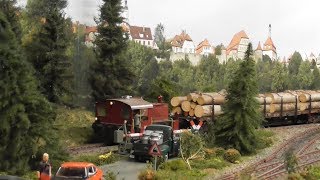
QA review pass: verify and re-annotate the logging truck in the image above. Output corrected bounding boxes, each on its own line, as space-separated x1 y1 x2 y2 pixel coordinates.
92 90 320 145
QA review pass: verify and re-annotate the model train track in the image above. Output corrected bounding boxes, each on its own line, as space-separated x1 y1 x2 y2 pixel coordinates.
67 143 118 156
217 124 320 180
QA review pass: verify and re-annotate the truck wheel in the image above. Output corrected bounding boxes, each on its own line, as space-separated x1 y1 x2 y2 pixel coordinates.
104 126 114 145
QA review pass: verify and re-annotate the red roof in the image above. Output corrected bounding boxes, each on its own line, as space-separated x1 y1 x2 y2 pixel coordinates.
61 162 94 168
196 39 211 54
255 41 262 51
226 30 249 55
263 37 276 52
171 31 193 48
85 26 97 34
129 25 153 40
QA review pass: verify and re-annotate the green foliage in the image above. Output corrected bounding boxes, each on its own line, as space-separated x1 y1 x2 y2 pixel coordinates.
287 172 304 180
223 149 241 163
213 147 226 157
256 59 272 93
214 43 262 155
195 55 223 91
285 150 298 173
0 0 21 39
54 106 94 147
311 67 320 90
271 61 288 92
89 0 134 100
299 166 320 179
180 132 204 169
297 61 313 89
190 157 228 170
159 159 188 171
214 44 223 55
23 0 73 104
288 52 303 89
71 152 121 166
0 11 63 175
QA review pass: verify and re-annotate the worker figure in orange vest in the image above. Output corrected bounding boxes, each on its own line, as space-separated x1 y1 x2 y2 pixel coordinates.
37 153 51 180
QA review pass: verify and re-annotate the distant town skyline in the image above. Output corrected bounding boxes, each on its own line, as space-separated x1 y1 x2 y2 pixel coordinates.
17 0 320 58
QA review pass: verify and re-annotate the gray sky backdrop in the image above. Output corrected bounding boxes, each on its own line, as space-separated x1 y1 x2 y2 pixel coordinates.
17 0 320 59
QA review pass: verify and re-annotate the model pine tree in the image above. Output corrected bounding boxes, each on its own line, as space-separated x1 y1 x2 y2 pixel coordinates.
89 0 134 100
23 0 73 103
214 43 262 154
0 11 56 174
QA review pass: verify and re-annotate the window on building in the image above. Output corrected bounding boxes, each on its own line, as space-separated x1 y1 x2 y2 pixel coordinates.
143 41 145 45
148 41 150 45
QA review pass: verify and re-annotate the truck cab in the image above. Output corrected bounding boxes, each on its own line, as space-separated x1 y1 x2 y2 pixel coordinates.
130 124 180 161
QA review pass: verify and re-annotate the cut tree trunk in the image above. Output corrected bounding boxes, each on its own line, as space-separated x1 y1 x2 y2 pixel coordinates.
189 109 195 116
299 101 320 111
255 95 273 104
196 93 225 105
194 105 223 117
266 93 298 104
187 93 200 102
190 102 197 109
259 105 271 113
181 101 191 112
298 91 320 103
269 103 297 113
172 106 182 114
170 96 187 107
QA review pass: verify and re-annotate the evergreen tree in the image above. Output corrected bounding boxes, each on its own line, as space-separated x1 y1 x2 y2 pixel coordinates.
271 61 288 92
288 52 303 89
311 67 320 90
23 0 73 104
0 11 57 175
0 0 21 39
214 43 262 154
89 0 134 100
297 61 313 89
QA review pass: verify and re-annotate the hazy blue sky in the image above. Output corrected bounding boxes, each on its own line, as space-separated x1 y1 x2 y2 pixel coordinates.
17 0 320 58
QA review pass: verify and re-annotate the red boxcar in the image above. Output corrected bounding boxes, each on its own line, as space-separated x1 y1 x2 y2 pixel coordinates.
92 96 177 145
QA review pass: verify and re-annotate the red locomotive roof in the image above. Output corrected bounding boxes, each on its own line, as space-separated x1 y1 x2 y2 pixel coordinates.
109 97 153 110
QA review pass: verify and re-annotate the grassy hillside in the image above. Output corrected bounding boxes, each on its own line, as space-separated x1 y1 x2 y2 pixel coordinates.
55 106 95 147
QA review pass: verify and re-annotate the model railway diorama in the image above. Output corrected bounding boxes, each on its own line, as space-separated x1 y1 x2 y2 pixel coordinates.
92 90 320 146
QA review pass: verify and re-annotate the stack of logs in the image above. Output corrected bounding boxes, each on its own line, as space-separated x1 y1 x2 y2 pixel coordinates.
170 90 320 118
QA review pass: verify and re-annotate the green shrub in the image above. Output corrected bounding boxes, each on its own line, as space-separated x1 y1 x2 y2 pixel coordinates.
300 166 320 179
203 148 216 159
213 147 225 157
287 172 304 180
159 159 188 171
256 129 274 149
190 157 228 170
72 152 121 166
223 149 241 163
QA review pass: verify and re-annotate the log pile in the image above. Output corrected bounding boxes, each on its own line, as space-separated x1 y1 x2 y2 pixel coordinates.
170 90 320 118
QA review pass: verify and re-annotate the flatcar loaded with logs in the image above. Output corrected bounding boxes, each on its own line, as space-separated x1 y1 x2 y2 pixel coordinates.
92 90 320 145
171 90 320 126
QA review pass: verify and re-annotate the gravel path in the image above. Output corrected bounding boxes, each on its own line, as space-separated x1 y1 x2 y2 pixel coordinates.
100 159 147 180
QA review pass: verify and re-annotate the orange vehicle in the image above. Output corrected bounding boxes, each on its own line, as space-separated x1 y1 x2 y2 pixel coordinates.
54 162 103 180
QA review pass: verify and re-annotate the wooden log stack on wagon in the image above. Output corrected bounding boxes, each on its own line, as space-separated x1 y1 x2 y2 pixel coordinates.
170 90 320 120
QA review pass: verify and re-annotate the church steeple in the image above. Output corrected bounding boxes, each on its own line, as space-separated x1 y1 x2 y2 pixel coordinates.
122 0 129 24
